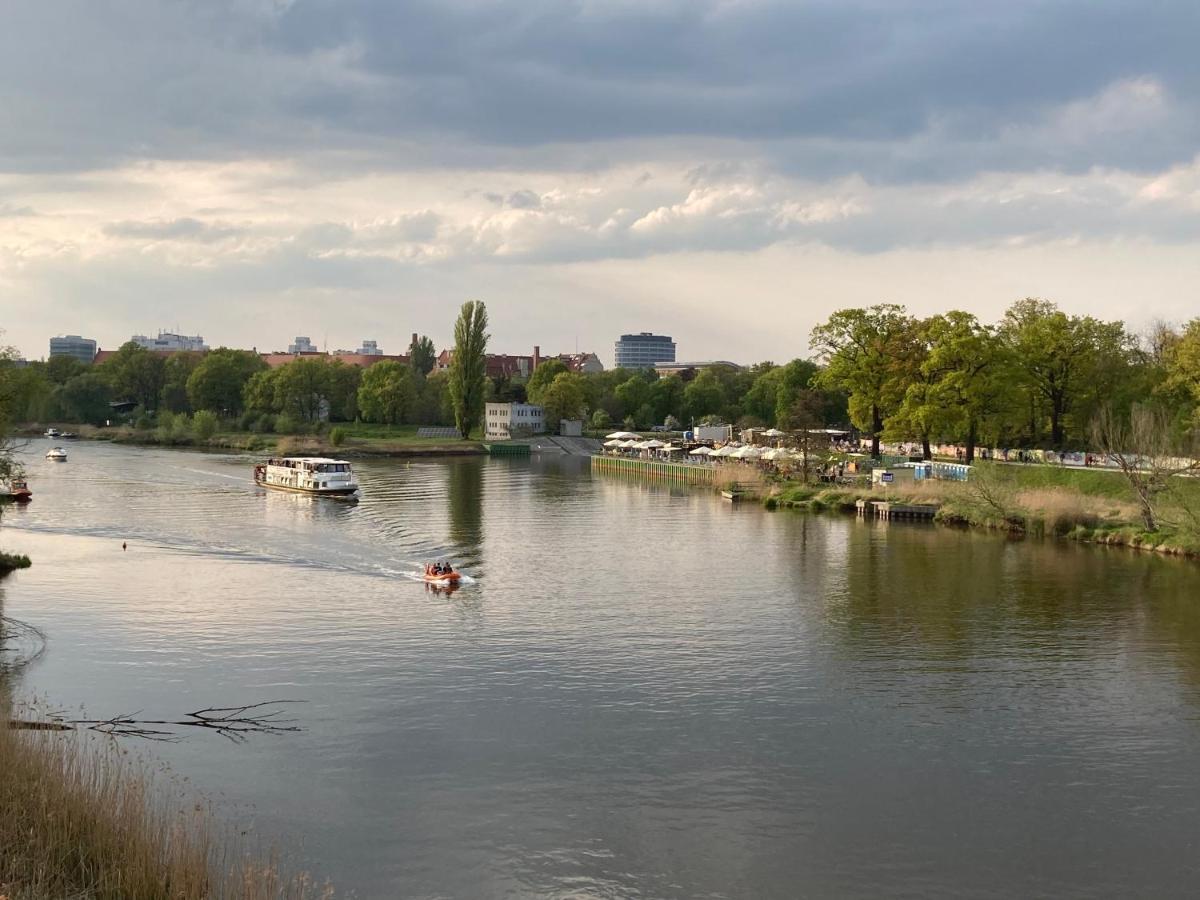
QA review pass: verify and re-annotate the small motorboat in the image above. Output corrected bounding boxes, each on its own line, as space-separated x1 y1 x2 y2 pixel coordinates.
421 564 462 584
44 427 60 438
2 478 32 503
45 447 68 461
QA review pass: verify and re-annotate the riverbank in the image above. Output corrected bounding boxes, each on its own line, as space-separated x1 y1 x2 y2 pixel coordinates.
21 424 485 457
0 702 332 899
0 551 32 574
765 463 1200 559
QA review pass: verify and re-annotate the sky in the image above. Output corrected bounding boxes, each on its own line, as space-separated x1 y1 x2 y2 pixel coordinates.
2 0 1199 365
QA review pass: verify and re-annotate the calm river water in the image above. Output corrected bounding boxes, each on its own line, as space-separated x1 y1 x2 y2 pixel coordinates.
3 439 1200 898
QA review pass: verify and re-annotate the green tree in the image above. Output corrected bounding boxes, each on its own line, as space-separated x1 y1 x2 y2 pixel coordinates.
999 298 1133 448
1160 318 1200 423
591 409 612 431
324 361 362 421
526 359 569 405
409 335 437 376
243 368 280 414
274 358 331 423
682 368 726 422
100 342 167 410
358 360 420 425
187 349 267 415
45 354 86 385
447 300 489 439
160 352 204 413
53 373 113 425
810 304 920 457
539 372 587 428
192 409 219 441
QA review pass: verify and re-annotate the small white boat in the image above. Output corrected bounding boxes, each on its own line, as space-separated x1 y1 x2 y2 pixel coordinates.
44 427 60 438
46 447 68 461
253 457 358 497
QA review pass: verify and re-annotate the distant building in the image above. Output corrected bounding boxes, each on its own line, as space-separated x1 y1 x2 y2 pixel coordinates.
437 346 543 379
653 360 742 376
484 402 545 440
557 352 604 374
132 331 209 352
288 336 317 354
615 332 675 369
260 351 409 369
49 334 97 364
357 340 382 356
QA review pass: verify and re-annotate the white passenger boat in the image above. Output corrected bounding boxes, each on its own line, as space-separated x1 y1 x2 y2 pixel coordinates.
253 457 358 497
45 447 68 461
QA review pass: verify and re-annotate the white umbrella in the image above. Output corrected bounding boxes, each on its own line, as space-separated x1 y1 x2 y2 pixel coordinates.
641 439 666 449
762 428 785 438
620 439 640 448
689 446 713 456
760 448 782 461
603 439 623 448
660 444 682 453
710 445 735 457
606 431 641 440
734 446 765 459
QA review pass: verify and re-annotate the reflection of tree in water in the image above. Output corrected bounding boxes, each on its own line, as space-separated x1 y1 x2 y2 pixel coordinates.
447 459 483 552
824 522 1200 695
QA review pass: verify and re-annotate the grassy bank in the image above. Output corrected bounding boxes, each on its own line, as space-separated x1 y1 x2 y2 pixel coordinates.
0 705 331 899
27 423 484 457
765 463 1200 559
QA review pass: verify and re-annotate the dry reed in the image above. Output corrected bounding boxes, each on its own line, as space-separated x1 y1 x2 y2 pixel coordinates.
0 708 332 900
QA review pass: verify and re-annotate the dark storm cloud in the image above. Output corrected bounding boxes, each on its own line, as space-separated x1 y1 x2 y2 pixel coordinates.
1 1 1196 179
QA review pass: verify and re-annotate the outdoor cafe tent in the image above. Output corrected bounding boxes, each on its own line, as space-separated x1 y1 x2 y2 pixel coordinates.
603 439 624 448
618 439 641 448
760 448 783 461
606 431 642 440
688 446 714 456
640 439 667 449
761 428 785 438
709 445 736 458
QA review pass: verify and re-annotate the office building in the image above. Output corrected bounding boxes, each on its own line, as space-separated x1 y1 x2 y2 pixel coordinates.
288 336 318 354
49 334 98 364
614 332 675 369
357 340 383 356
132 331 209 352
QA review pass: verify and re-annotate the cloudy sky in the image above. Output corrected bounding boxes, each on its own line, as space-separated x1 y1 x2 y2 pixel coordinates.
2 0 1199 364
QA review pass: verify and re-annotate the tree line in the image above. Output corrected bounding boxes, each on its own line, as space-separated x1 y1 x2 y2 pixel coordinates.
4 297 1200 452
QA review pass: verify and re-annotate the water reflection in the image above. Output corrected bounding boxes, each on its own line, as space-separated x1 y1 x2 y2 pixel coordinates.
447 458 483 550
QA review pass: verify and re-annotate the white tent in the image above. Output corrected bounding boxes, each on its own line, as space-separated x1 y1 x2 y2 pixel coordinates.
660 444 682 453
640 439 666 449
606 431 642 440
689 446 714 456
732 446 765 459
761 428 785 438
760 448 783 461
603 439 624 448
710 445 736 458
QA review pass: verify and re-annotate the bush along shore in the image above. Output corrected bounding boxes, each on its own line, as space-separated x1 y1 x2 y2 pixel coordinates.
0 551 32 574
760 462 1200 560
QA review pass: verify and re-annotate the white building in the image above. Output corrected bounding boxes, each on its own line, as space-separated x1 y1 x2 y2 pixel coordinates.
132 331 209 352
289 336 317 354
485 402 545 440
357 340 382 355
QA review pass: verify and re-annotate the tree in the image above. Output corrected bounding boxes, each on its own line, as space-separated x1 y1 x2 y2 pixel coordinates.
447 300 489 439
591 409 611 431
779 390 826 484
358 361 419 425
161 352 204 413
187 349 267 416
54 373 113 425
1160 319 1200 423
45 354 86 385
999 298 1133 448
192 409 219 441
410 335 437 376
526 359 569 405
810 304 920 457
539 372 587 428
100 342 166 410
1092 404 1200 532
274 358 332 423
682 368 726 421
243 368 280 414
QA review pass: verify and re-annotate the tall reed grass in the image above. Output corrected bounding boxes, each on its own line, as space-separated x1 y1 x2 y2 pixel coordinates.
0 708 332 899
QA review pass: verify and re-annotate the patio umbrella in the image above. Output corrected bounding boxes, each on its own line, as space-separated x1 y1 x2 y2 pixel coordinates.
603 439 623 448
710 445 735 458
762 428 785 438
641 439 666 449
606 431 642 440
688 446 713 456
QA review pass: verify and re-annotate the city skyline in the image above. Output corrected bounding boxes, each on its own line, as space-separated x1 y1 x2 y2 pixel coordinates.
4 3 1200 364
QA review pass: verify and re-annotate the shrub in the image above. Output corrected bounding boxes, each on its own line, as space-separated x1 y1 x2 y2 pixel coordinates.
191 410 218 441
237 410 259 431
273 413 301 434
134 414 152 431
330 426 347 447
251 413 275 434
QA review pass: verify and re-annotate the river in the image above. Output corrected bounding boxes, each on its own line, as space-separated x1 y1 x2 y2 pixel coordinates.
2 439 1200 898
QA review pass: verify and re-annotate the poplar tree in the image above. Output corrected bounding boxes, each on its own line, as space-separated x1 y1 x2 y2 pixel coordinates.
448 300 489 439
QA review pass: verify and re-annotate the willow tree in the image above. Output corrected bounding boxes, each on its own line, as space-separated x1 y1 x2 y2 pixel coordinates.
448 300 489 439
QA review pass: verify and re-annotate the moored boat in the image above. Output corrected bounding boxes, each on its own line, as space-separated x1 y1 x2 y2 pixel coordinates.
45 447 68 461
253 457 359 497
44 427 60 438
2 478 32 502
